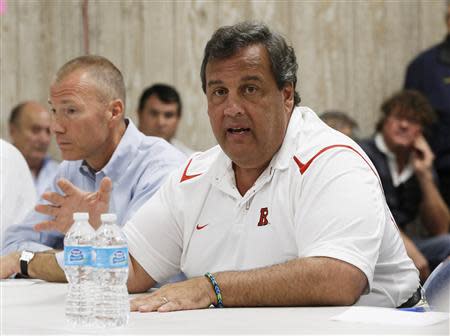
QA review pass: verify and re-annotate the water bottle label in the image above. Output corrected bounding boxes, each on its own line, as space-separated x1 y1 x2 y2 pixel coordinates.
93 247 128 268
64 246 92 266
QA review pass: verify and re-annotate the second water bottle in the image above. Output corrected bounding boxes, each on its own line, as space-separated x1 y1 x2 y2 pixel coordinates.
93 213 130 328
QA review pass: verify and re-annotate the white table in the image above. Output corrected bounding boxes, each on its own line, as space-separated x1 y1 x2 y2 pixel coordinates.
1 279 448 335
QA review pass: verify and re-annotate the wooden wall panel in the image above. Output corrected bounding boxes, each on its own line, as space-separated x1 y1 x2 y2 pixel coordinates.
1 0 448 155
0 0 83 149
1 2 19 139
351 1 387 135
290 1 355 119
419 0 448 49
118 1 147 119
217 0 251 26
136 2 175 116
173 1 217 150
43 1 83 76
89 0 122 65
383 2 420 97
248 1 291 37
17 2 45 100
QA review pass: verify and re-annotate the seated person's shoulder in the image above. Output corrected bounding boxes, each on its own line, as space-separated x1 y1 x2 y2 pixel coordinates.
293 122 377 180
295 111 365 165
176 145 222 184
139 136 186 163
357 137 375 152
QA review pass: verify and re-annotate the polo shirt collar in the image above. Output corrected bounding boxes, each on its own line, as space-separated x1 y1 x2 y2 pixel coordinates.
269 106 302 171
207 107 302 199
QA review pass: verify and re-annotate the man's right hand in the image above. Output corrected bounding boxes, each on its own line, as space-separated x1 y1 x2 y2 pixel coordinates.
34 177 112 234
0 252 20 279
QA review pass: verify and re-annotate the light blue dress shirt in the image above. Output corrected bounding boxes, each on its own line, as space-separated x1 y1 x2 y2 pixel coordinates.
2 119 186 267
34 156 59 197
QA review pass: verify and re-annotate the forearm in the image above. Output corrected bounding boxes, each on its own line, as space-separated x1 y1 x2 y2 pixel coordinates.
2 240 55 256
28 250 67 283
2 221 52 256
213 257 367 307
400 231 419 257
127 254 156 293
417 171 450 234
399 231 429 281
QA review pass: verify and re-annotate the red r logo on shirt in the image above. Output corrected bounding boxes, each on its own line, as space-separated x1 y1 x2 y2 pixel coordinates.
258 207 269 226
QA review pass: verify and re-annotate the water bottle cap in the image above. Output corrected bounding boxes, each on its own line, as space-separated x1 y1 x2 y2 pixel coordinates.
73 212 89 221
101 213 117 222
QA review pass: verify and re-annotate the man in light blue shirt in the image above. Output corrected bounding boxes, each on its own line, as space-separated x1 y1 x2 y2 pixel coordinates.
0 55 185 281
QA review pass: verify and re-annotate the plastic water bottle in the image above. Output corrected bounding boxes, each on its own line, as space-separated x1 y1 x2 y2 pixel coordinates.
64 212 96 326
93 213 129 328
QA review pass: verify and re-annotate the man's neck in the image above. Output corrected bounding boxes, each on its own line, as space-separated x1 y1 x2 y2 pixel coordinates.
28 159 44 178
233 163 268 196
85 120 127 171
377 133 411 174
385 141 411 174
394 151 410 174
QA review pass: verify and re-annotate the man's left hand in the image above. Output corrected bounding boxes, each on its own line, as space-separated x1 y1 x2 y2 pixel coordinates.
34 177 112 233
130 277 215 312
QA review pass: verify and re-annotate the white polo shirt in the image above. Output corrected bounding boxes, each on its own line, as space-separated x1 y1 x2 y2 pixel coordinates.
124 106 419 307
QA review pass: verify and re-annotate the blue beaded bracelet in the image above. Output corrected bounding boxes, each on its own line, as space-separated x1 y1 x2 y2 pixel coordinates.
204 272 224 308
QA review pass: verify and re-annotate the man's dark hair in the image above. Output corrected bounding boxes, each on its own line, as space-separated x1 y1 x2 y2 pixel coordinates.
9 102 27 126
138 84 182 117
376 90 436 131
200 21 301 106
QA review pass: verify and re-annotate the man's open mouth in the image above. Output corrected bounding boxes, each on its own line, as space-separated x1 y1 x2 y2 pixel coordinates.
227 128 250 134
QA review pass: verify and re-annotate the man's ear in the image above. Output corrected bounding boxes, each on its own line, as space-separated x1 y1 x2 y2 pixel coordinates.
282 83 294 113
108 99 124 122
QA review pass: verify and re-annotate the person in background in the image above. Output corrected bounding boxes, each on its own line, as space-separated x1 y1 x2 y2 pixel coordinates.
404 2 450 207
0 55 185 282
0 139 36 235
123 22 419 311
359 90 450 282
137 84 194 156
9 101 59 196
320 110 359 139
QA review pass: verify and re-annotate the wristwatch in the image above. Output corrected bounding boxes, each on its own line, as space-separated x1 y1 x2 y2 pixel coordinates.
19 250 35 277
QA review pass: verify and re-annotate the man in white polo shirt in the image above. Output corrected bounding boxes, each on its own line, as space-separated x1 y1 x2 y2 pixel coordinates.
124 22 419 311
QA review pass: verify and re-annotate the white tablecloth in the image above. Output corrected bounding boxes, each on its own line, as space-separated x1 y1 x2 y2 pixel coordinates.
1 279 448 335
